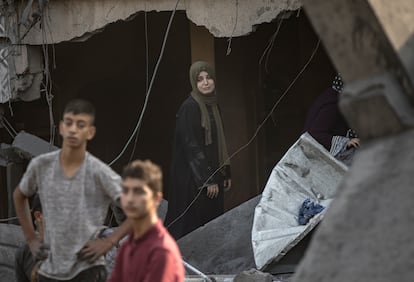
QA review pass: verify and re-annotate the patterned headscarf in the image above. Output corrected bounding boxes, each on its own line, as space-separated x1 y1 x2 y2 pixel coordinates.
332 74 344 93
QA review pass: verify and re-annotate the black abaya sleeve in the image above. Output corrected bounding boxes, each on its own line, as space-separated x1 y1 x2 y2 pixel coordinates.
176 100 216 189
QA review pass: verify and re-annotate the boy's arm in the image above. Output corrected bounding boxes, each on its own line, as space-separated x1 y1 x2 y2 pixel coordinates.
78 218 132 262
13 187 45 259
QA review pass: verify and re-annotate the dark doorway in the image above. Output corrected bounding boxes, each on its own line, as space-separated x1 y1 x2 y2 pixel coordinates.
1 9 338 217
215 11 337 209
50 11 192 199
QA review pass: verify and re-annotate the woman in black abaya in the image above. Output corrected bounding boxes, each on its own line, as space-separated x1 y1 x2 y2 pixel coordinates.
165 61 231 240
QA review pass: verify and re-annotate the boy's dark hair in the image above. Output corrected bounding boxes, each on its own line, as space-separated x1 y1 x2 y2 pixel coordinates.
63 99 95 123
122 160 163 194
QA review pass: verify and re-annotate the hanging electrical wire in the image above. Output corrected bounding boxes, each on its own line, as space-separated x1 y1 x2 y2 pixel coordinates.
259 15 284 79
40 5 56 145
167 39 321 229
109 0 181 167
226 0 239 56
1 115 18 138
129 2 150 164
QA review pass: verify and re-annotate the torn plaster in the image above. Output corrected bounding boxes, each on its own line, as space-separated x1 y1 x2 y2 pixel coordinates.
185 0 302 37
16 0 302 45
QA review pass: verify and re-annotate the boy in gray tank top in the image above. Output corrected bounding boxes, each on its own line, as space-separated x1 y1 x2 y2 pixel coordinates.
13 99 132 281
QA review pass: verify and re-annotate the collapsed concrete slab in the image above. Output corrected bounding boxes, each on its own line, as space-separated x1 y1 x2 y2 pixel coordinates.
177 195 261 275
0 224 25 282
292 129 414 282
252 133 347 271
13 0 302 44
12 131 58 159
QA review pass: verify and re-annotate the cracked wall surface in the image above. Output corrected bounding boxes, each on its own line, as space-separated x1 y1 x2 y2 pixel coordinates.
292 1 414 281
15 0 302 44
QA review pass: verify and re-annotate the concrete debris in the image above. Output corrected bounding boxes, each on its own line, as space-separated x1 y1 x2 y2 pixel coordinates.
12 131 58 159
0 224 26 282
292 1 414 282
233 268 273 282
292 129 414 282
1 1 44 103
0 43 43 103
13 0 302 44
340 72 414 140
252 133 347 270
178 196 261 275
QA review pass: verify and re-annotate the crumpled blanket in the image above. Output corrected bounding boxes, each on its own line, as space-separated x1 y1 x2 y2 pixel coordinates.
298 198 325 225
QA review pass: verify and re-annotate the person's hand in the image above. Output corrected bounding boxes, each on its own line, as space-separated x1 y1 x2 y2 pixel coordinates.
77 238 114 263
347 138 360 148
28 237 49 261
224 178 232 192
206 184 219 199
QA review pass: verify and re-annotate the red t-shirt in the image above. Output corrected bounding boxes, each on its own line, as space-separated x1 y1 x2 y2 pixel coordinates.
108 219 185 282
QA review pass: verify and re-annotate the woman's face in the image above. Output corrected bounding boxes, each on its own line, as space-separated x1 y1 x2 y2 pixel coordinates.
196 71 215 95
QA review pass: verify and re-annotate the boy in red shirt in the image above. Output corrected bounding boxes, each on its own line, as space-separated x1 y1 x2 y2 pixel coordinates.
108 160 185 282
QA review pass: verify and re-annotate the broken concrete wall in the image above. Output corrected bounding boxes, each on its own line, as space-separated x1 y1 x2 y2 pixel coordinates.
368 0 414 87
291 1 414 281
0 3 43 103
14 0 302 44
0 44 43 102
301 0 414 104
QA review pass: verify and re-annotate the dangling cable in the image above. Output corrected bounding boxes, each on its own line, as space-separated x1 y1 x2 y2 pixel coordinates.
129 3 150 164
226 0 239 56
167 39 321 229
109 0 181 167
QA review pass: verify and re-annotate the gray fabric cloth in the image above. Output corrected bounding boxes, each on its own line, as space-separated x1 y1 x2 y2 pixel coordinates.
99 227 128 276
19 150 122 280
330 135 349 157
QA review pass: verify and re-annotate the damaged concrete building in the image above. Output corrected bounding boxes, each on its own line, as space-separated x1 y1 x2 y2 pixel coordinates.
0 0 340 220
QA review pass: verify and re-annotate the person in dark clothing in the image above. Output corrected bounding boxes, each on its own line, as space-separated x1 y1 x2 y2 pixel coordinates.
303 75 360 165
165 61 232 240
15 194 43 282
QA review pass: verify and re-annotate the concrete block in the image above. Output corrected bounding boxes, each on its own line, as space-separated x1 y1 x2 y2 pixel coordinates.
177 195 261 275
340 73 414 140
0 143 23 166
12 131 58 159
303 0 414 103
17 0 302 44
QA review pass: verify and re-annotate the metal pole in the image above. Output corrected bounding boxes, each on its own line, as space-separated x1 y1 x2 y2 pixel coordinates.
183 260 213 282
